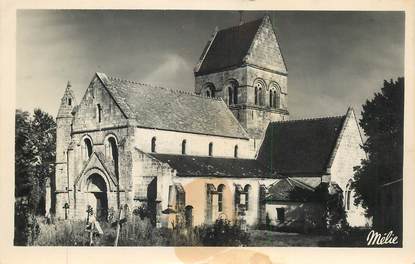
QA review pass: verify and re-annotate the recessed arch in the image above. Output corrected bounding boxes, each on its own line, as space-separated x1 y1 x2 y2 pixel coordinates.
253 78 266 106
80 135 93 160
202 83 216 98
226 79 239 105
269 82 282 109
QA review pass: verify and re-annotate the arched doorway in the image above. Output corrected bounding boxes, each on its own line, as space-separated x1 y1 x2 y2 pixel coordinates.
86 173 108 221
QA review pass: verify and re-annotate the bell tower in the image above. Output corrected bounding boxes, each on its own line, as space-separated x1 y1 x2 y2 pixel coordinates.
54 81 76 217
194 16 289 140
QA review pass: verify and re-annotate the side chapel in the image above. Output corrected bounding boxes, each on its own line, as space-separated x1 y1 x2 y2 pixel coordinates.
50 16 369 229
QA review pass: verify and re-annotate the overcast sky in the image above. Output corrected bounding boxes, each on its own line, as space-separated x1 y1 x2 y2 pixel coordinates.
16 10 404 120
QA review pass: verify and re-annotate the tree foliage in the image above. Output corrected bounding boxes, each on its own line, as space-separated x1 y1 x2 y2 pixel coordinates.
15 109 56 245
351 78 404 217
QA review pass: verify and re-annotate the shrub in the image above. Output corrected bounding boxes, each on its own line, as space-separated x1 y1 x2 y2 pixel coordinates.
198 218 250 246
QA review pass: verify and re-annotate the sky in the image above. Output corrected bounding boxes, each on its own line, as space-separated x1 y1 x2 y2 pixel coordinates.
16 10 404 120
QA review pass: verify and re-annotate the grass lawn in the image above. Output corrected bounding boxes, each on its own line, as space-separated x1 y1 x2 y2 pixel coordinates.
247 230 334 247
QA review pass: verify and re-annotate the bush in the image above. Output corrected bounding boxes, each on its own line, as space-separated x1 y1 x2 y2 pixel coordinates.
14 199 40 246
198 218 250 246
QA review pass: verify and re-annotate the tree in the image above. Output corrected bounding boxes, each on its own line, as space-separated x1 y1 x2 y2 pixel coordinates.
15 109 56 213
351 78 404 219
15 109 56 245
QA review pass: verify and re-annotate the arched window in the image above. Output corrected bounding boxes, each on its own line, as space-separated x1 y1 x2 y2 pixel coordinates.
202 83 216 98
244 184 251 211
181 139 187 155
208 142 213 156
96 104 102 123
226 80 238 105
269 92 273 107
68 98 72 106
217 184 225 212
345 183 352 211
83 137 93 160
269 82 281 109
151 137 157 153
253 79 265 106
234 145 238 158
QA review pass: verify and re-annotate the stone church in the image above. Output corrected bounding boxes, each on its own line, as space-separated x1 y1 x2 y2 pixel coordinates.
50 16 369 229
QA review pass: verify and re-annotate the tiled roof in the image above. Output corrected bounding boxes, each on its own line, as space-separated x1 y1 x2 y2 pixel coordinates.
265 178 317 202
149 153 277 178
195 18 263 75
257 115 346 175
96 73 249 139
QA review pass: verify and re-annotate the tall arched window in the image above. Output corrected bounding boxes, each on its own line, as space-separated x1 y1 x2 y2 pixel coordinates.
217 184 225 212
208 142 213 156
151 137 157 153
83 137 93 160
234 145 238 158
107 136 119 180
181 139 187 155
244 184 251 211
345 183 352 211
253 79 265 106
269 82 281 109
226 80 238 105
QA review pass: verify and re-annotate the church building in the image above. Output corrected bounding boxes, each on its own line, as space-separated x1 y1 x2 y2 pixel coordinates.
50 16 369 229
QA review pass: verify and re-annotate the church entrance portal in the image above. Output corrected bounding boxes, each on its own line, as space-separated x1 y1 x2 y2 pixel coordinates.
87 173 108 221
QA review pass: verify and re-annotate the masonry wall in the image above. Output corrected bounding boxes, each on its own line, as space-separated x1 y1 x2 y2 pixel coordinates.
330 111 369 227
72 76 128 132
134 127 254 159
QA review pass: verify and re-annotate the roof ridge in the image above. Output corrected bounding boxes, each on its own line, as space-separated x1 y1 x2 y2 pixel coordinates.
271 114 345 124
107 75 223 101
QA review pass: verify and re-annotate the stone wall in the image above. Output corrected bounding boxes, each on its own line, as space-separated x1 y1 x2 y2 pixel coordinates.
134 127 254 159
330 110 369 227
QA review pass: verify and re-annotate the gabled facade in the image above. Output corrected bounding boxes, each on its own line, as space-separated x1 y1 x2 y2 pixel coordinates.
50 16 369 229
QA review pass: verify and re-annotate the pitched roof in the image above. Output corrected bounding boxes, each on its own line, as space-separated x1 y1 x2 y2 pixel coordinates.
95 72 248 139
195 18 263 75
265 178 318 202
257 115 347 175
149 153 277 178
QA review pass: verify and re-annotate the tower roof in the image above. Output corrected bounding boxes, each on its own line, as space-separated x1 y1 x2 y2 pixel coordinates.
194 16 287 76
57 81 76 118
